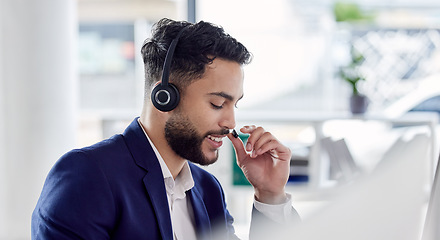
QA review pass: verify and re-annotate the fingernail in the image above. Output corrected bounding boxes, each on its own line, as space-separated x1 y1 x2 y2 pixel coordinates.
246 142 251 151
252 150 257 158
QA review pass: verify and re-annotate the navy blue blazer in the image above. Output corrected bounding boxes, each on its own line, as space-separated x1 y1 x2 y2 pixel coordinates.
31 118 241 240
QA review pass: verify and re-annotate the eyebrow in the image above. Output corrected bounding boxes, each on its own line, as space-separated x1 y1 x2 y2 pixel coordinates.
208 92 243 102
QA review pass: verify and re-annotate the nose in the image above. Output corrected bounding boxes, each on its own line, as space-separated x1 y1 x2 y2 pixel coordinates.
219 107 236 130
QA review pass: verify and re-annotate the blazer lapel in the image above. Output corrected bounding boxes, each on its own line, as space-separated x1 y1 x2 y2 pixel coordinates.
188 187 212 240
123 118 173 240
143 173 173 240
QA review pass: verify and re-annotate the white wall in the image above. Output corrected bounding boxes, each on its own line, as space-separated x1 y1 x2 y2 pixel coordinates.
0 0 77 238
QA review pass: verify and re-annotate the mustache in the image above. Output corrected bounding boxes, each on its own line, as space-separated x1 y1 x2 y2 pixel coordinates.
205 128 231 137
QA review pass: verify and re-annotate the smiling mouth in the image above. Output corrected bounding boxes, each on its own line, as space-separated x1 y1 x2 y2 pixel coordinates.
207 135 224 142
206 134 226 149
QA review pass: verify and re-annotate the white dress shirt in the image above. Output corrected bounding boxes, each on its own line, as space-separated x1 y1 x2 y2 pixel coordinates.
137 120 293 240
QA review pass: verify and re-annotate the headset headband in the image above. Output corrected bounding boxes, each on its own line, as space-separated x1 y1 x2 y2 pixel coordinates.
161 27 187 86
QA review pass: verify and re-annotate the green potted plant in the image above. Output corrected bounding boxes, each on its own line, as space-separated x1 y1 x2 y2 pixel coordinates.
339 47 369 114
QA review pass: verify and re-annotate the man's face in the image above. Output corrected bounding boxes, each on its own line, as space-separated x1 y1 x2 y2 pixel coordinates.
164 58 244 165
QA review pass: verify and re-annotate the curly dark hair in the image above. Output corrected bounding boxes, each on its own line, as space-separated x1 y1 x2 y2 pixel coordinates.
141 18 252 96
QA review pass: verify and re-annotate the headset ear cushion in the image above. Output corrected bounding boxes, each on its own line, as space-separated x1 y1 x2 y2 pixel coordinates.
151 83 180 112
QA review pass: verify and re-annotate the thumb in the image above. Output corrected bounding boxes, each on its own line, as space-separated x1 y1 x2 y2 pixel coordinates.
227 132 248 163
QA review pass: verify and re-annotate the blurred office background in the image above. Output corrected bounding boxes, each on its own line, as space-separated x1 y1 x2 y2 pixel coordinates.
1 0 440 239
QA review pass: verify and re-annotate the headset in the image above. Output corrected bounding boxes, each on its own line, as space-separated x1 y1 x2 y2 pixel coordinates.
151 27 187 112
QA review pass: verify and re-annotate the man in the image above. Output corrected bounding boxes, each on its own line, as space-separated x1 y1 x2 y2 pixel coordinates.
32 18 299 240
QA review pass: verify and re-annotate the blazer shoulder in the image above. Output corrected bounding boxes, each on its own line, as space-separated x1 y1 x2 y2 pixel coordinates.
79 134 126 155
33 143 118 239
45 136 124 192
55 134 130 166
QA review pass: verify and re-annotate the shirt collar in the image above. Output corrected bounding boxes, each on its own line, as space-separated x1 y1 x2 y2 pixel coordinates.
137 119 194 195
174 162 194 199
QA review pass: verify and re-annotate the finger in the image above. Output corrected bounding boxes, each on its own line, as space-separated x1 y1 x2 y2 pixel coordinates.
252 131 275 155
227 132 248 161
256 140 292 161
241 126 265 152
240 125 256 134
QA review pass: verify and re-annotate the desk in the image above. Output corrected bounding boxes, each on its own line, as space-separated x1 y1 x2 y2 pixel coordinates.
236 111 439 188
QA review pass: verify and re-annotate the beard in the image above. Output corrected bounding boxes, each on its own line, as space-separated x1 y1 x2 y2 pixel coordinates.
164 112 229 166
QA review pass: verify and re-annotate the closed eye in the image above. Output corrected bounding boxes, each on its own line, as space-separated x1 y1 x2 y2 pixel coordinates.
211 103 223 109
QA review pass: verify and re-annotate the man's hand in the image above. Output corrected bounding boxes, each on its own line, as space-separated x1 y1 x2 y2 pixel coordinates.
228 125 292 204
